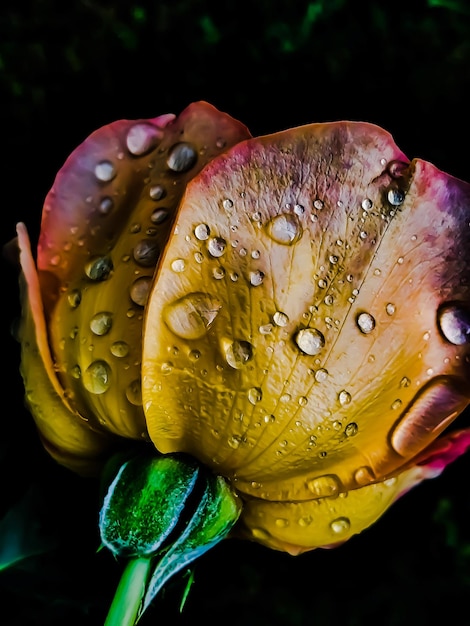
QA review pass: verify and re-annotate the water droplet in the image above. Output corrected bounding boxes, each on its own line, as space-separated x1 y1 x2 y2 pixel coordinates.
306 474 341 498
149 184 166 200
391 399 402 410
225 340 253 369
67 289 82 309
110 341 129 358
171 258 186 272
266 213 302 245
330 517 351 534
213 266 225 279
390 380 469 457
126 123 162 156
354 466 375 486
271 311 289 328
227 435 242 449
313 199 324 210
85 256 113 281
386 303 396 316
298 396 308 406
150 208 169 224
295 328 325 355
400 376 411 388
194 223 211 240
130 276 152 307
94 160 116 182
356 312 375 334
166 142 197 172
133 239 160 267
344 422 358 437
222 198 234 211
387 188 405 206
82 360 111 394
361 198 373 210
90 312 113 336
125 379 143 405
437 302 470 345
207 237 226 257
248 387 262 405
70 364 81 379
163 293 221 340
259 323 273 335
250 270 265 286
338 390 352 406
315 368 328 383
99 196 114 215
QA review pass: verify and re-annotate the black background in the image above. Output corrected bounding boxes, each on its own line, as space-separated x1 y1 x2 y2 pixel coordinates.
1 1 470 624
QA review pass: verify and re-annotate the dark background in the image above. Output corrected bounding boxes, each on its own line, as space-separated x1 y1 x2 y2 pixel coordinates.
2 0 470 624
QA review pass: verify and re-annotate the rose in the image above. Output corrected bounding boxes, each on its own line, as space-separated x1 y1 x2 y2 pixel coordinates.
13 101 470 599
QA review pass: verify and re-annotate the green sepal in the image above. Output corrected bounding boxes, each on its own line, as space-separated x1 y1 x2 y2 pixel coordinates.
99 453 199 557
138 471 242 620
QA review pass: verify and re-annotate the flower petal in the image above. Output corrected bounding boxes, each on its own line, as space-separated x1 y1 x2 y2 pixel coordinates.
31 102 251 440
142 120 470 502
237 428 470 555
16 222 113 475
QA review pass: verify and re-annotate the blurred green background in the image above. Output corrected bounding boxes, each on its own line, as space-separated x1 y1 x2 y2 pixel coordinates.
2 0 470 624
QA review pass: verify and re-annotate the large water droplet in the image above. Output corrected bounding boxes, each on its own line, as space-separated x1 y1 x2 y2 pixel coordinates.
273 311 289 327
133 239 160 267
250 270 265 286
126 379 143 406
437 302 470 345
90 312 113 336
387 188 405 206
167 142 197 172
150 208 169 224
163 293 221 340
225 340 253 369
390 379 469 457
85 256 113 281
194 223 211 240
295 328 325 355
356 312 375 334
330 517 351 534
306 474 341 498
82 360 111 394
126 123 162 155
266 213 302 245
207 237 226 257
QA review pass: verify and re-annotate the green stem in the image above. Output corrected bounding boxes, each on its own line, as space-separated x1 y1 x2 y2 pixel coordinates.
104 557 153 626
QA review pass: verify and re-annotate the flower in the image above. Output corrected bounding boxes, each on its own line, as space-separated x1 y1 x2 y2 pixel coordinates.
14 101 470 557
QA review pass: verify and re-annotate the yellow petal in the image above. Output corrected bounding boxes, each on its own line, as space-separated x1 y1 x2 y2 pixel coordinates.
142 121 470 502
16 223 113 475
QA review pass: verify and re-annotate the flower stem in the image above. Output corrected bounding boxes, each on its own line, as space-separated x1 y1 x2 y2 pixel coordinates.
104 557 152 626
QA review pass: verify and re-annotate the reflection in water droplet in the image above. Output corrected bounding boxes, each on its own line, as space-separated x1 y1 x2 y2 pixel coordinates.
208 237 226 257
330 517 351 534
126 123 162 155
133 239 160 267
313 199 324 210
110 341 129 358
225 340 253 369
339 390 352 406
295 328 325 355
356 312 375 334
94 160 116 182
273 311 289 327
250 270 265 286
345 422 358 437
85 256 113 281
163 293 221 340
362 198 373 210
126 379 143 405
387 188 405 206
437 303 470 345
266 213 302 245
83 360 111 394
306 474 341 498
130 276 152 307
167 142 197 172
90 312 113 336
248 387 263 405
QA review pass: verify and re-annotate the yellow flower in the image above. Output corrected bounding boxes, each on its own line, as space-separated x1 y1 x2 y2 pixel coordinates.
14 102 470 555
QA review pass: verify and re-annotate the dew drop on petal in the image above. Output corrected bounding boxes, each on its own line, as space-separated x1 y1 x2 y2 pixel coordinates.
315 368 329 383
225 340 253 369
85 256 113 281
437 302 470 345
356 312 375 334
208 237 226 257
167 142 197 172
90 312 113 336
306 474 341 498
387 188 405 206
330 517 351 534
150 208 169 225
163 293 221 340
344 422 358 437
126 123 162 155
273 311 289 327
386 303 396 316
171 258 186 272
194 223 211 240
110 341 129 358
82 360 111 394
133 239 160 267
295 328 325 355
125 379 143 406
94 160 116 182
130 276 152 307
149 184 166 201
266 213 302 245
338 390 352 406
361 198 373 211
354 466 375 486
250 270 265 286
67 289 82 309
248 387 263 405
99 196 114 215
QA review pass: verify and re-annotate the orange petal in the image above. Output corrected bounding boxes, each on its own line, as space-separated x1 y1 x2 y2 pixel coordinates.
16 222 113 475
142 120 470 502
